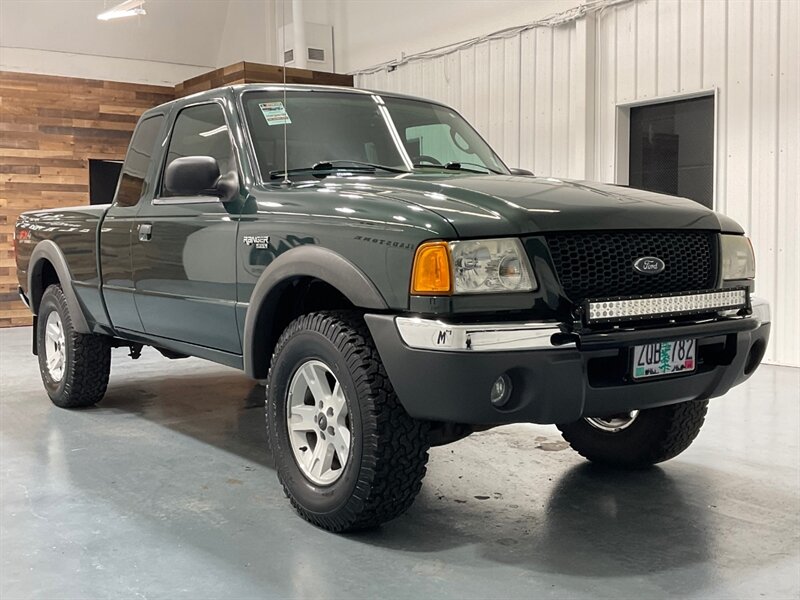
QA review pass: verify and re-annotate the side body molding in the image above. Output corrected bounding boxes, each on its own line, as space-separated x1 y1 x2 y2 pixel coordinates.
243 245 388 378
27 239 91 333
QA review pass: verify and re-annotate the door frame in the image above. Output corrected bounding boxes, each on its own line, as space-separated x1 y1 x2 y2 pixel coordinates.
132 97 245 353
614 88 719 210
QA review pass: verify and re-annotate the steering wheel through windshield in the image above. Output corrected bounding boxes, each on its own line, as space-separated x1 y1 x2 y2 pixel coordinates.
411 155 442 166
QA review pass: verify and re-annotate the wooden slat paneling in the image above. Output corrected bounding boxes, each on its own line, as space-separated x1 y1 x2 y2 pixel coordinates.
174 61 353 97
0 70 174 327
174 61 248 97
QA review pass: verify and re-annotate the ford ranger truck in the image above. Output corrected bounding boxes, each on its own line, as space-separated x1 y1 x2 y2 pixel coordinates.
14 85 771 532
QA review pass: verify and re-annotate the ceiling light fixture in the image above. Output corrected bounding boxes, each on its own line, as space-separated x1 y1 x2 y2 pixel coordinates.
97 0 146 21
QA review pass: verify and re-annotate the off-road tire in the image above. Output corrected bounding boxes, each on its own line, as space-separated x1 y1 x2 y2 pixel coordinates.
557 400 709 469
37 284 111 408
266 311 430 532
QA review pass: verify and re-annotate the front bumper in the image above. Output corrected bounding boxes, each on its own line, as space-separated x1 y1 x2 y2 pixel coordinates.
364 297 771 425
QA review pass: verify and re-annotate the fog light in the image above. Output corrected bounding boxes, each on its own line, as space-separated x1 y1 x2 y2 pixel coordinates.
490 374 513 407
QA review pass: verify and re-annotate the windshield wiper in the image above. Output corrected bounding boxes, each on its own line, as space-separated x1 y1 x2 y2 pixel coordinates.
447 161 503 174
411 161 502 175
269 160 410 180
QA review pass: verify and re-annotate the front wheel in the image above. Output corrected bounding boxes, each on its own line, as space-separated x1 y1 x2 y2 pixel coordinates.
37 284 111 408
557 400 709 469
266 311 430 532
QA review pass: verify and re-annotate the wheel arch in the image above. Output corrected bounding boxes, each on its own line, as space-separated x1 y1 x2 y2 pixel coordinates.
28 240 91 333
243 246 388 379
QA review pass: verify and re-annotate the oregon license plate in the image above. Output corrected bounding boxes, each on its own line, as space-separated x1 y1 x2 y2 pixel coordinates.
632 339 696 380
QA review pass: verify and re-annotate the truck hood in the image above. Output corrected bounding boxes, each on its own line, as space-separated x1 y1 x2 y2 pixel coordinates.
333 173 743 238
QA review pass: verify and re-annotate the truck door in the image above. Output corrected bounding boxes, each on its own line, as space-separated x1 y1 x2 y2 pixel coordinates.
100 113 165 333
131 101 241 353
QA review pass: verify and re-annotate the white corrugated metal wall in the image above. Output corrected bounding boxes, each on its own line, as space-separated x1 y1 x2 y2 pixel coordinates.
356 0 799 367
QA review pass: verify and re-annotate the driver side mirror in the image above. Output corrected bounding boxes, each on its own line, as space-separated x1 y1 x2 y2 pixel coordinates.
509 167 534 176
164 156 237 201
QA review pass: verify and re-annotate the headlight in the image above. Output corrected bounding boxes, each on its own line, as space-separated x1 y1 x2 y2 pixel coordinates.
721 235 755 280
410 238 536 295
450 238 536 294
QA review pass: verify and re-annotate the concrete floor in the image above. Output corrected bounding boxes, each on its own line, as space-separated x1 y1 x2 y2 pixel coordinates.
1 326 799 600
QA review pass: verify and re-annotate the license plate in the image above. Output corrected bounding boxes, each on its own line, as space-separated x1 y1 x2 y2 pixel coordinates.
632 339 696 380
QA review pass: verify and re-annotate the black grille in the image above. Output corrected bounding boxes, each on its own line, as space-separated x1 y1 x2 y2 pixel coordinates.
545 230 718 302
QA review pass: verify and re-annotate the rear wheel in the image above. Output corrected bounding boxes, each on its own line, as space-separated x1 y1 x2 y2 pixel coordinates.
266 311 430 532
557 400 709 468
37 285 111 409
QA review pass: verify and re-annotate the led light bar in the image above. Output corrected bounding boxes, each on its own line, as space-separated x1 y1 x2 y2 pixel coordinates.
586 289 748 324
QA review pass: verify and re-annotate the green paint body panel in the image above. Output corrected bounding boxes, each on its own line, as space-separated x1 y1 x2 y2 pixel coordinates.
15 84 746 367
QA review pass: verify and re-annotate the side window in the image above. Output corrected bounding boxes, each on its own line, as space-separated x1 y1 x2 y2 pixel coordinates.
114 115 164 207
161 103 233 197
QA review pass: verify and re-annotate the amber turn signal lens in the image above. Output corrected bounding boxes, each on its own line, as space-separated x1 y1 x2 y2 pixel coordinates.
411 241 452 295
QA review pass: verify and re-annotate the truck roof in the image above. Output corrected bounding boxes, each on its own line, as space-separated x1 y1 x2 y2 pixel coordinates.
140 83 448 119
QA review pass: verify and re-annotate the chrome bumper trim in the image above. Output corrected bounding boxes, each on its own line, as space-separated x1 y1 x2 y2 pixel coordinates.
751 295 771 324
395 317 569 352
396 297 770 353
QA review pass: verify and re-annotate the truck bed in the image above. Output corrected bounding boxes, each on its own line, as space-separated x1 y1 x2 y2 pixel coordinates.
15 205 110 330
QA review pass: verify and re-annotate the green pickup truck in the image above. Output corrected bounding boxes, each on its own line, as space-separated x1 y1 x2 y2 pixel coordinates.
14 84 770 532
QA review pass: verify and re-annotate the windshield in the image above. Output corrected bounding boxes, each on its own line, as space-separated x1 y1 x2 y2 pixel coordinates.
242 90 508 180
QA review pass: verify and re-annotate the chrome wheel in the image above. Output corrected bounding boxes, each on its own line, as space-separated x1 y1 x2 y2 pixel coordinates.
286 360 352 486
44 311 66 382
585 410 640 433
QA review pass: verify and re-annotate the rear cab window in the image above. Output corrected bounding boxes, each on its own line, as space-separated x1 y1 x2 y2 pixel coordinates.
114 115 164 208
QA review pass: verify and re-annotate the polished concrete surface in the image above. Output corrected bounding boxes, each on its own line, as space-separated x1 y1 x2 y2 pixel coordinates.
1 325 799 599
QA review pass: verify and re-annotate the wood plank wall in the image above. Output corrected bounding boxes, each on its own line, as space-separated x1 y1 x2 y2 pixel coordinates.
0 62 352 328
174 61 353 97
0 71 174 327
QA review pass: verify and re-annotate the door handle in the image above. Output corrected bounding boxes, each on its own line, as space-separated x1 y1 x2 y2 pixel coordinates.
138 223 152 242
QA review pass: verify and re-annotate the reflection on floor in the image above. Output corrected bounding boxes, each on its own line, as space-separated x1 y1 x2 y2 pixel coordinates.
1 326 798 599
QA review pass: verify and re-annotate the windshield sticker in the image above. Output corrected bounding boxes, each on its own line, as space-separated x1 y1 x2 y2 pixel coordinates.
259 102 292 126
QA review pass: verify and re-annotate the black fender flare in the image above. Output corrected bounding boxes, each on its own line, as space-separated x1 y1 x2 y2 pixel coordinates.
28 240 91 333
243 246 388 378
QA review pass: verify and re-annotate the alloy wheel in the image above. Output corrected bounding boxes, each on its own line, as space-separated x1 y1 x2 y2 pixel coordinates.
44 311 66 382
286 360 352 485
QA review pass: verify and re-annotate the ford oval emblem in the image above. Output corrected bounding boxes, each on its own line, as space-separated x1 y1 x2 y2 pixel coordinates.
633 256 665 275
